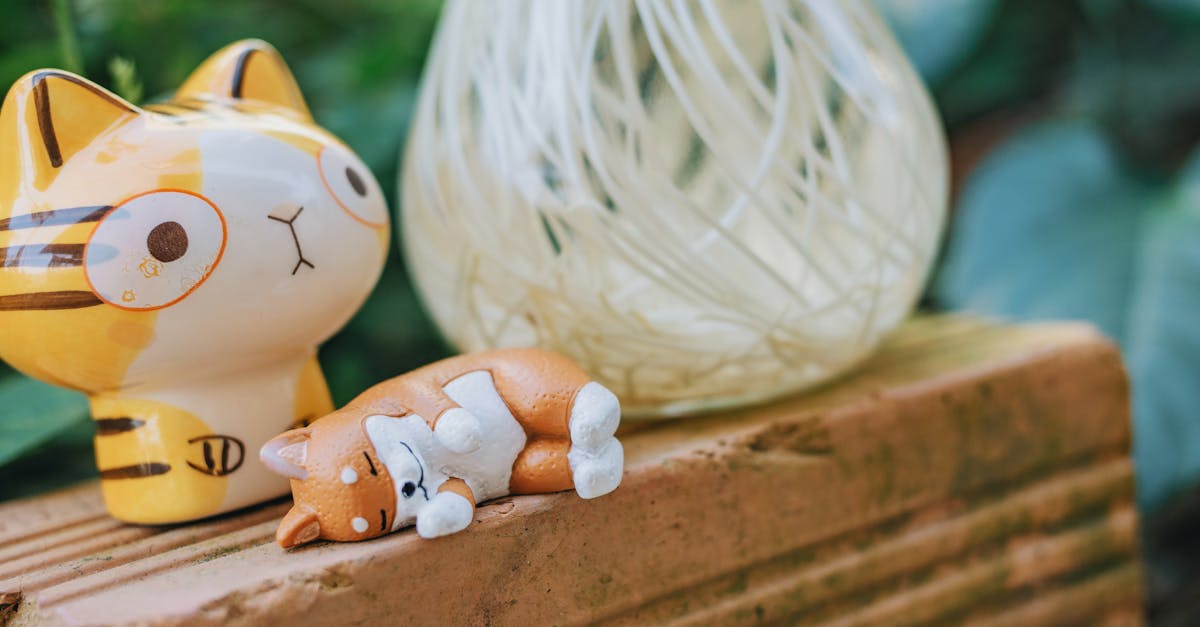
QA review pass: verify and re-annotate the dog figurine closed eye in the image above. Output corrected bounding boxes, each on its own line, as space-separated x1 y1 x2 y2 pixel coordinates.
0 39 388 524
259 349 624 547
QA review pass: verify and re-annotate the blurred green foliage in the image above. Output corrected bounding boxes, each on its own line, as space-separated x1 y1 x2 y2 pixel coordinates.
0 376 88 467
899 1 1200 612
0 0 448 499
879 0 1200 511
934 120 1200 509
872 0 997 85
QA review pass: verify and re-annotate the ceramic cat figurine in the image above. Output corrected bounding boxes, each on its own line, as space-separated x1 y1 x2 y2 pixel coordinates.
0 40 389 524
259 349 624 547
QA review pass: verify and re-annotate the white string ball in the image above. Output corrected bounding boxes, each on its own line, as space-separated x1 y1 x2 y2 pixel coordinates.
402 0 948 417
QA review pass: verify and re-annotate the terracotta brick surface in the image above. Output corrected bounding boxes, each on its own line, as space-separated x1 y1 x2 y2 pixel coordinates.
0 316 1143 626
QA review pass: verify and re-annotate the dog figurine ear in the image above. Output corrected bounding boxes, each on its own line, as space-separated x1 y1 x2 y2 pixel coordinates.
276 505 320 548
260 428 312 480
176 39 311 119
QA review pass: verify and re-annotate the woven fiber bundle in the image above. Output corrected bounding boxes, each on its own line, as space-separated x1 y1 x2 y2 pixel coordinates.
403 0 947 416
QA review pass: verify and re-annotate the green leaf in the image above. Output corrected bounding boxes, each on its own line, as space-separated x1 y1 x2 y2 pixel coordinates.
934 120 1200 509
933 0 1083 126
872 0 997 84
1124 159 1200 511
936 121 1146 339
1144 0 1200 18
51 0 83 73
0 374 89 467
0 419 97 502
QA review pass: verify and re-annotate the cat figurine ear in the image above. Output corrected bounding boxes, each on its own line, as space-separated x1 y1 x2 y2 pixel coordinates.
0 70 141 183
176 39 311 119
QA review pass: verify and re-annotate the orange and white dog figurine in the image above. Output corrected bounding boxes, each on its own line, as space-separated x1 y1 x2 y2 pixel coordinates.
260 349 623 547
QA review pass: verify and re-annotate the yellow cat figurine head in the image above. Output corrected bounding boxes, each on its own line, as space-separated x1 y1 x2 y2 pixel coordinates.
0 40 389 524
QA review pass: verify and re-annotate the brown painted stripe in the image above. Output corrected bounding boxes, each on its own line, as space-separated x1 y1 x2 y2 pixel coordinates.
94 418 145 436
230 48 258 98
99 463 170 480
0 290 102 311
32 76 61 167
0 205 111 231
0 243 86 268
